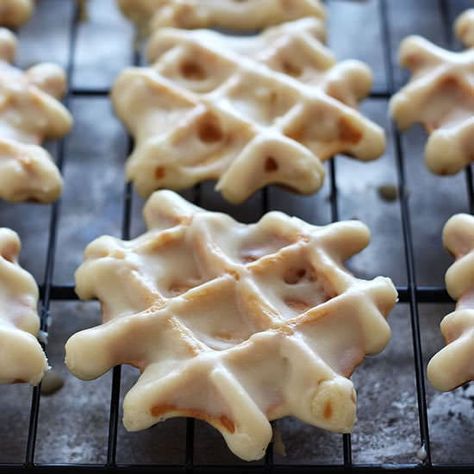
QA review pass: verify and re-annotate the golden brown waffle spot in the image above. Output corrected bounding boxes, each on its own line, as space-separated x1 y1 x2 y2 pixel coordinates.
226 268 241 281
168 283 192 295
285 126 303 143
281 60 302 78
338 116 363 144
283 268 307 285
180 60 206 81
1 242 17 263
150 403 174 418
264 156 279 173
323 401 333 420
150 404 235 433
197 113 224 143
154 166 166 180
441 75 460 90
284 298 309 312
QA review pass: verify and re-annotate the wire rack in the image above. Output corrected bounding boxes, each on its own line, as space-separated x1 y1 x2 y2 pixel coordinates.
0 0 472 472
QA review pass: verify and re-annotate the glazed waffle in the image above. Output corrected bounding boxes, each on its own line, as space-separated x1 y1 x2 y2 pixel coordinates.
112 19 385 203
428 213 474 391
390 9 474 175
65 190 397 461
0 228 48 385
117 0 325 35
0 28 72 203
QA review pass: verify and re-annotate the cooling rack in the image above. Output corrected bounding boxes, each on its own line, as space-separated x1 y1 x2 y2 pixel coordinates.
0 0 473 472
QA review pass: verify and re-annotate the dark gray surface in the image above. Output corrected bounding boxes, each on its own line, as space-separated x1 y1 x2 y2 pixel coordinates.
0 0 473 467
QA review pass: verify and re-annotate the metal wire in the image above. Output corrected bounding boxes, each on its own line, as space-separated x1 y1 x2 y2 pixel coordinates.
379 0 433 465
328 158 353 467
106 41 141 466
1 0 471 472
24 2 81 467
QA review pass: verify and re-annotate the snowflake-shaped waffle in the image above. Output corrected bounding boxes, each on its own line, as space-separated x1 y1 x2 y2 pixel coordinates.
428 214 474 391
0 0 33 27
65 190 397 461
112 19 385 204
0 28 72 203
117 0 325 35
0 228 48 385
390 9 474 175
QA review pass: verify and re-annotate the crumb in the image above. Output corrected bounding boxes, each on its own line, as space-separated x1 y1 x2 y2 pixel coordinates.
377 184 399 202
416 444 427 462
40 369 65 396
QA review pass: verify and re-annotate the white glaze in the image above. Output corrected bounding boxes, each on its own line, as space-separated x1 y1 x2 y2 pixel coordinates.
0 29 72 203
117 0 325 34
0 228 48 385
112 19 385 203
66 190 397 461
428 214 474 391
390 9 474 175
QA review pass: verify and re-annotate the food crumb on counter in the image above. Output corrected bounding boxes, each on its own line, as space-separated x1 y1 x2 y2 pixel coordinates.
40 369 65 396
377 184 399 202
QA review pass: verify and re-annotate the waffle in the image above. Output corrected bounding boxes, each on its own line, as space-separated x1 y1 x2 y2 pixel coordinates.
0 28 72 203
457 9 474 48
0 228 48 385
117 0 325 35
428 214 474 391
112 19 385 203
65 190 397 461
0 0 33 27
390 9 474 175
